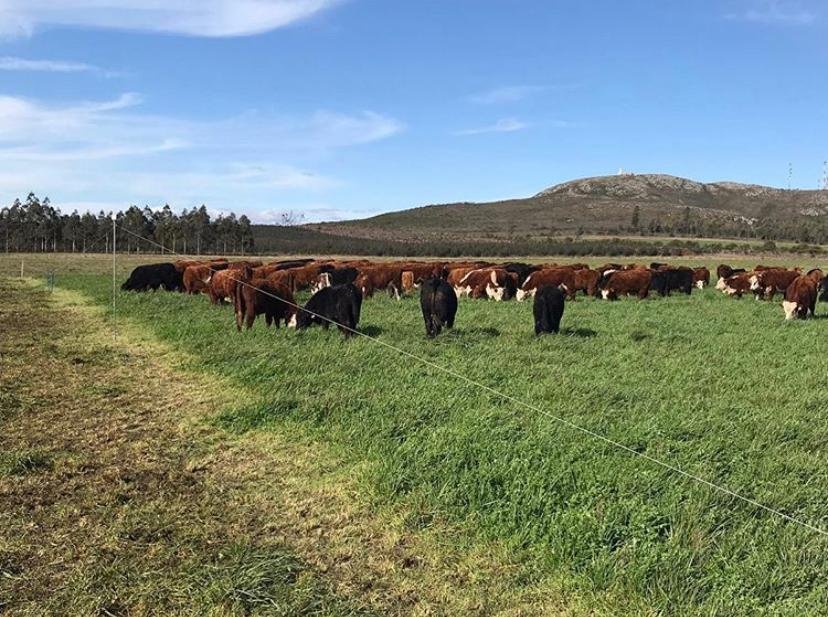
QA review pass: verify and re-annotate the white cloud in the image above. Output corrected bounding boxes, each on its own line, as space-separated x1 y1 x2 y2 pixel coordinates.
0 91 401 218
469 85 544 105
0 0 342 38
454 117 529 136
0 56 102 73
725 0 816 24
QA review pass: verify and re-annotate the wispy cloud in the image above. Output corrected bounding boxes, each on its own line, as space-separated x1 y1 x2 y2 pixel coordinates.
725 0 817 25
469 85 545 105
454 117 529 136
0 91 402 218
0 0 342 38
0 56 104 73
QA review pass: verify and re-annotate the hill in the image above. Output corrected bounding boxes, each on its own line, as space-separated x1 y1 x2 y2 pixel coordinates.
310 173 828 244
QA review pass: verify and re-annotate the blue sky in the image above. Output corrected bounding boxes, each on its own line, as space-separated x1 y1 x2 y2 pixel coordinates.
0 0 826 223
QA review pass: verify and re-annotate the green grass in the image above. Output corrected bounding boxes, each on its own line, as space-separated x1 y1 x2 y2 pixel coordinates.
56 271 828 615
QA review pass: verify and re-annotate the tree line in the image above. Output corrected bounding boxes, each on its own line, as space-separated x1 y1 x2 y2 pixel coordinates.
0 193 254 254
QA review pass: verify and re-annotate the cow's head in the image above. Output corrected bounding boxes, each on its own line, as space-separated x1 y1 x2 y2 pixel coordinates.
486 284 505 301
748 274 760 291
311 272 331 294
715 277 727 290
782 300 798 321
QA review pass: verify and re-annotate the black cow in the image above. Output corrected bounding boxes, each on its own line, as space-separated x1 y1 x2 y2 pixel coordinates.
325 267 359 286
502 262 541 286
533 285 565 335
419 278 458 338
820 277 828 303
294 283 362 337
121 263 182 292
650 267 693 296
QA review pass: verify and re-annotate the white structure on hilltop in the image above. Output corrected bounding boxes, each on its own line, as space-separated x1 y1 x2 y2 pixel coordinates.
617 167 634 176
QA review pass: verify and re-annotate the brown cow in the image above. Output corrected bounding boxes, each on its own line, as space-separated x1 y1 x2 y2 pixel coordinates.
208 267 251 305
446 267 478 287
355 266 404 298
456 268 517 301
600 269 652 300
692 267 711 289
183 265 214 294
572 268 601 297
806 268 824 285
517 268 576 301
782 276 818 320
749 269 800 300
226 260 262 270
233 278 297 330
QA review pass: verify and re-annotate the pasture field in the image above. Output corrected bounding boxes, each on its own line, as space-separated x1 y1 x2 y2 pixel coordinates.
3 253 828 615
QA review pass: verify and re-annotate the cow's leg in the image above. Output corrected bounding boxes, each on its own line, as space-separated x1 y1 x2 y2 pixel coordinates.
245 308 256 330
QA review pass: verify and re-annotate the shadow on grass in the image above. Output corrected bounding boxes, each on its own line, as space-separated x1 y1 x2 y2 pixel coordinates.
561 327 598 338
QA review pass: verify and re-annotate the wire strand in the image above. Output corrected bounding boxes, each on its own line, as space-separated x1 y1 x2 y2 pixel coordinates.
114 224 828 538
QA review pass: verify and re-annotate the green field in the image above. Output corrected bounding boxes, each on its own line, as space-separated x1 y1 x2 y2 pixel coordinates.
3 254 828 615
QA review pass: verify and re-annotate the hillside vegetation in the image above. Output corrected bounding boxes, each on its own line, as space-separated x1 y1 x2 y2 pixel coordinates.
311 174 828 244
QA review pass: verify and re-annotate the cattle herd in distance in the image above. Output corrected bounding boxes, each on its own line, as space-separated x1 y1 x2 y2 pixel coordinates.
120 257 828 338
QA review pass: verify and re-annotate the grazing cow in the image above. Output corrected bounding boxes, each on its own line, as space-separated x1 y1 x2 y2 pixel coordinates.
533 286 565 335
208 267 251 305
183 265 215 294
572 268 601 297
233 278 296 330
401 271 416 293
121 263 182 292
310 267 359 293
293 283 363 337
516 268 576 301
502 262 541 286
693 267 711 289
397 262 449 283
806 268 824 285
716 264 746 288
720 272 752 298
749 269 800 300
456 268 517 301
782 276 818 320
420 278 458 337
355 266 403 299
600 269 652 300
447 267 478 288
650 267 693 297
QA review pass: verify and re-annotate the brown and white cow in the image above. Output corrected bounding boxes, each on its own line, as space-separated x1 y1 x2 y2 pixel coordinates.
599 269 652 300
517 268 576 301
749 269 800 300
692 267 711 289
782 276 818 320
720 272 752 297
456 268 517 301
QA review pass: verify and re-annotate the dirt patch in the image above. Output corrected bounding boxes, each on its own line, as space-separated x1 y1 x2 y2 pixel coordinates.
0 279 596 616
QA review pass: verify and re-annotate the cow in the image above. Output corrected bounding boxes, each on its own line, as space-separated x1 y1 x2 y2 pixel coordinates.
533 285 565 335
650 262 669 270
572 268 601 297
455 268 517 301
720 272 752 298
397 262 449 283
716 264 746 288
183 265 214 294
502 262 542 286
820 277 828 303
650 267 693 297
596 263 624 275
599 269 652 300
749 269 800 301
420 278 458 337
806 268 824 285
226 260 262 270
310 267 359 294
693 267 711 289
208 267 251 305
446 267 479 287
174 259 227 273
517 268 576 302
782 276 818 320
121 263 182 292
354 266 403 299
293 283 362 337
233 278 296 331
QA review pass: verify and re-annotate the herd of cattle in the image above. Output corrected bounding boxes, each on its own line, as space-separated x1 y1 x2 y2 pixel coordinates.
120 258 828 336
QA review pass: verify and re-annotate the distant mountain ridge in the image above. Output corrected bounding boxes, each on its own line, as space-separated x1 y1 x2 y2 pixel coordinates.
310 173 828 243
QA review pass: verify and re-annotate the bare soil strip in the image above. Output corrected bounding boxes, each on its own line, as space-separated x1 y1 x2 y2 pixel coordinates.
0 279 594 616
